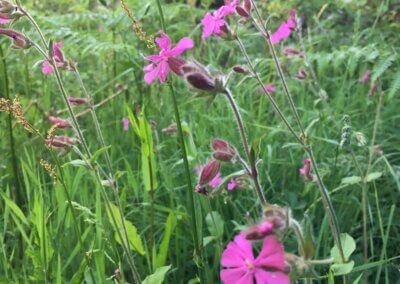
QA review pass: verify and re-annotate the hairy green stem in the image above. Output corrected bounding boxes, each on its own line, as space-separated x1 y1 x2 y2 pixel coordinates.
224 88 267 206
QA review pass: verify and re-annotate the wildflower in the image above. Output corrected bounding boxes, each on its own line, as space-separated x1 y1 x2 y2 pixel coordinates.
270 10 297 44
143 31 194 84
46 135 76 148
299 159 313 181
232 65 248 74
0 28 31 49
258 84 276 95
0 1 22 24
48 116 71 129
227 178 237 190
68 97 88 105
162 124 177 134
358 70 370 84
212 138 237 162
219 0 239 17
122 117 130 131
201 1 238 39
284 48 304 58
293 67 308 80
42 41 68 74
209 172 222 188
220 234 290 284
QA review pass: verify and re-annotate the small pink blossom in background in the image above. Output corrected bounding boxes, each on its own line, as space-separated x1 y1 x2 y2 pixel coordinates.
227 178 237 190
143 31 194 84
299 158 313 181
68 97 88 105
284 48 304 58
98 25 103 32
371 144 383 156
42 41 66 75
293 67 308 80
258 84 276 95
201 0 239 39
209 172 222 188
358 70 370 84
220 233 289 284
270 10 297 45
122 117 130 131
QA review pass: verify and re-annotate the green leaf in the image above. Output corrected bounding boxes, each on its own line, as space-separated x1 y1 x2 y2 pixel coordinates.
106 204 145 255
63 159 90 168
331 233 356 263
205 211 224 238
156 213 177 268
341 176 362 185
90 145 111 162
366 172 382 182
142 265 171 284
330 261 355 275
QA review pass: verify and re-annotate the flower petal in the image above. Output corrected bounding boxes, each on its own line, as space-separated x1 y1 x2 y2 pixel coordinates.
167 37 194 56
221 234 254 267
254 268 290 284
143 63 154 72
254 235 285 270
155 31 171 51
53 41 65 62
157 60 170 84
201 13 216 39
42 61 53 74
144 54 162 64
144 64 159 85
0 18 11 24
220 268 253 284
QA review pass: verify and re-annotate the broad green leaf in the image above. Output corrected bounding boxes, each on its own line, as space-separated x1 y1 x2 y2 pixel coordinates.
330 261 355 275
331 233 356 263
156 213 177 268
142 265 171 284
205 211 224 238
366 172 382 182
106 204 145 255
341 176 362 185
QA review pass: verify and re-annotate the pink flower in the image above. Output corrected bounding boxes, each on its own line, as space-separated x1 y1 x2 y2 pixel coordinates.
122 117 129 131
220 234 289 284
270 10 297 45
42 42 66 74
358 70 370 84
258 84 276 95
201 1 238 39
0 28 31 49
299 159 313 181
0 18 10 24
227 178 237 190
201 11 226 39
209 172 222 188
143 31 194 84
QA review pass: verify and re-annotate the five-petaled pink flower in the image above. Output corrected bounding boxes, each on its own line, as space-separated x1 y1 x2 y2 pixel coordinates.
227 178 237 190
143 31 194 84
221 233 289 284
299 158 313 181
42 41 66 74
358 70 370 84
270 9 297 44
201 0 239 39
258 83 276 95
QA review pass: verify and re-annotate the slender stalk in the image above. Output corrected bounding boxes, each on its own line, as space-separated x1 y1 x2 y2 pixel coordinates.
248 0 346 262
154 0 205 281
0 44 23 205
224 88 267 206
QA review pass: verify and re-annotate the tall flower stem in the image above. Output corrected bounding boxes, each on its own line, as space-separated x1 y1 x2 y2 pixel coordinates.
224 88 267 206
154 0 205 281
21 7 141 282
247 0 346 262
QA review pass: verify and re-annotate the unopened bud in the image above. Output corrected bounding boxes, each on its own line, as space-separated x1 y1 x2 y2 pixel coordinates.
46 135 76 148
244 0 252 12
236 6 249 18
0 28 31 49
211 138 237 162
293 67 308 80
68 97 88 105
232 65 248 74
48 116 71 129
198 159 221 186
186 72 215 92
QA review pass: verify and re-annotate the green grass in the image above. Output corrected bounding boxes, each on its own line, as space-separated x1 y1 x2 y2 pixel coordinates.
1 0 399 283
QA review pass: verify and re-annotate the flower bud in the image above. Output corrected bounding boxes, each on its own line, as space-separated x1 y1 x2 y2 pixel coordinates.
167 56 187 76
293 67 308 80
162 124 177 134
68 97 88 105
232 65 248 74
0 1 23 23
244 0 252 12
236 6 249 18
49 116 71 129
186 72 216 92
0 28 31 49
46 135 76 148
198 159 221 186
262 204 289 230
211 138 237 162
